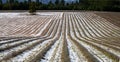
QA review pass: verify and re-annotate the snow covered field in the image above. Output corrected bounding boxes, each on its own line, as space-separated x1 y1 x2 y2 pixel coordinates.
0 12 120 62
0 12 60 37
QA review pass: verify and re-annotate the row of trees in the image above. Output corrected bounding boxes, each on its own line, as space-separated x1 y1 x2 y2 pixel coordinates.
0 0 120 11
80 0 120 11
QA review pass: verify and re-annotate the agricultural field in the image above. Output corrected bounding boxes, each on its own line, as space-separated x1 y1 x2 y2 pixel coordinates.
0 12 120 62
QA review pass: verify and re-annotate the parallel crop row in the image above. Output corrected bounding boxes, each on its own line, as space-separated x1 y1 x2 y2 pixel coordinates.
0 12 120 62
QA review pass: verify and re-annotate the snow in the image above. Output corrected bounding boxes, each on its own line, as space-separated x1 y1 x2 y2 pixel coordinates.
0 13 19 18
66 14 87 62
66 37 87 62
0 39 18 44
40 19 64 62
0 39 42 61
70 29 113 62
88 40 120 58
37 12 56 16
8 39 48 62
67 12 114 62
0 12 31 18
0 12 120 62
0 38 33 49
36 13 62 37
7 12 63 62
40 38 60 62
35 18 52 36
0 12 60 37
41 13 67 62
0 12 57 18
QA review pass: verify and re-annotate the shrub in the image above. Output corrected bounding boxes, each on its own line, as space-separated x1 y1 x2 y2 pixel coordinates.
29 2 36 15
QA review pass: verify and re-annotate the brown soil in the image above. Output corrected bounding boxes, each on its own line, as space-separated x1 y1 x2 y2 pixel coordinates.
95 12 120 27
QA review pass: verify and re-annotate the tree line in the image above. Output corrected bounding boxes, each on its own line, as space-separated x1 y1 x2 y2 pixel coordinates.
0 0 120 11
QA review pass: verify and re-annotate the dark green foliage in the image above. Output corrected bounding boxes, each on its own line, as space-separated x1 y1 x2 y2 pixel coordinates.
0 0 2 4
79 0 120 11
55 0 59 5
0 0 120 11
36 0 39 3
61 0 65 6
28 0 31 3
0 0 2 9
29 2 36 15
